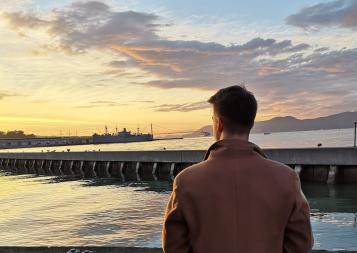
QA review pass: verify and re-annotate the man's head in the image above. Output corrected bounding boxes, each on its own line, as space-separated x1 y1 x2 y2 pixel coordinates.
208 85 257 141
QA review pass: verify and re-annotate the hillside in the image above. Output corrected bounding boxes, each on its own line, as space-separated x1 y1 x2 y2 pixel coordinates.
185 111 357 137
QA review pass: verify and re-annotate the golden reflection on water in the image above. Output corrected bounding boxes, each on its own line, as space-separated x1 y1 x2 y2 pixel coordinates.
0 174 170 246
0 174 357 249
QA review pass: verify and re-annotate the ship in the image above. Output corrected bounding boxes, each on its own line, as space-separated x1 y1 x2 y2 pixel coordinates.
92 125 154 144
201 131 211 137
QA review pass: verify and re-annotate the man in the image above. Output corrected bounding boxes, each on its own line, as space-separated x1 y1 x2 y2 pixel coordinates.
162 85 313 253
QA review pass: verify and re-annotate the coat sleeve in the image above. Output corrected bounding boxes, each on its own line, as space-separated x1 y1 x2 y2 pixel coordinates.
162 178 192 253
283 173 314 253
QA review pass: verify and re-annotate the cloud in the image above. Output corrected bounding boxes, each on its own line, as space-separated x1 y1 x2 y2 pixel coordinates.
153 101 209 112
111 38 312 93
74 100 127 109
130 100 155 103
286 0 357 30
2 11 48 29
1 1 357 117
0 91 19 100
0 0 33 12
2 1 161 54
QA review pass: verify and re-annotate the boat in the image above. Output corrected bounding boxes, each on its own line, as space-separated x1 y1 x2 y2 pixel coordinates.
201 131 211 137
92 126 153 144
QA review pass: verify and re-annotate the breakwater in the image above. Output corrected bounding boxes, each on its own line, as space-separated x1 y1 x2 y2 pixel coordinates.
0 137 92 149
1 147 357 183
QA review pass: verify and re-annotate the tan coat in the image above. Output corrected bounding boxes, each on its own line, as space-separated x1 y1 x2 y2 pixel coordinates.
163 138 313 253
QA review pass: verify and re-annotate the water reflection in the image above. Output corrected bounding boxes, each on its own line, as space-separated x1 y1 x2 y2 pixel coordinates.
302 183 357 213
40 176 173 193
0 172 170 247
0 172 356 250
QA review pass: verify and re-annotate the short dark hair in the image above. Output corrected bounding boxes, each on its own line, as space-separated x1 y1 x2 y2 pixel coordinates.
208 85 257 134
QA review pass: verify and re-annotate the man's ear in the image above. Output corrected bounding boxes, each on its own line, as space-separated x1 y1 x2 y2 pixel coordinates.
218 117 224 132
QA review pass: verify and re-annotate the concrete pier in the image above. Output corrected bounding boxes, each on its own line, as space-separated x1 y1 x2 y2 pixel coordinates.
1 147 357 183
327 165 338 184
294 164 303 175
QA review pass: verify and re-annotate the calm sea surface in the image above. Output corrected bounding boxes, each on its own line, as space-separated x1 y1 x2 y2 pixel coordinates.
0 174 356 250
1 128 356 153
0 129 357 250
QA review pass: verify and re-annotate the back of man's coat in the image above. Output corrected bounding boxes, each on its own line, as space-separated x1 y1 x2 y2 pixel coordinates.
163 138 313 253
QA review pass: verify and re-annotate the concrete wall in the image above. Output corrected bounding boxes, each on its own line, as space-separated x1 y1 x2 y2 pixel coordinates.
1 147 357 164
0 150 204 163
1 148 357 183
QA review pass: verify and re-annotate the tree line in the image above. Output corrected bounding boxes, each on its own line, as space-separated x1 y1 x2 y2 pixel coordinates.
0 130 36 139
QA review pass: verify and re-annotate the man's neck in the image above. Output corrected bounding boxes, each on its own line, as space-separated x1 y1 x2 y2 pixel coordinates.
219 132 249 141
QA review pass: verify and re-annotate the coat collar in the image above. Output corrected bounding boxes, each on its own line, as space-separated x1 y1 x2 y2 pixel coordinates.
203 138 267 161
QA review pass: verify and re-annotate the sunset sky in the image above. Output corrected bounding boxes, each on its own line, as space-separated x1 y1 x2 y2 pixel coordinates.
0 0 356 136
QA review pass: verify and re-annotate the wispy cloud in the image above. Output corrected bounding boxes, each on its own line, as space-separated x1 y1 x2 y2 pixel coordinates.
286 0 357 30
153 101 209 112
130 100 155 103
0 90 19 100
2 11 48 29
74 100 127 109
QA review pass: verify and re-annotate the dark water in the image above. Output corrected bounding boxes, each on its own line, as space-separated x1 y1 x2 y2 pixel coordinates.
0 172 356 250
303 183 357 250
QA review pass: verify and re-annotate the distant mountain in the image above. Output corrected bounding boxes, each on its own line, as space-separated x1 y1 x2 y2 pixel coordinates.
186 111 357 137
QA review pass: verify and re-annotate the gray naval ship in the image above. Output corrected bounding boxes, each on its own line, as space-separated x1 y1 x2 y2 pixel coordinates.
92 125 153 144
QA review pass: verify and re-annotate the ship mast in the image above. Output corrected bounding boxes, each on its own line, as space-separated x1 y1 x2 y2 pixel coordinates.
150 123 153 137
